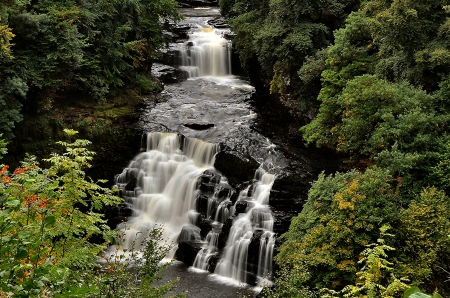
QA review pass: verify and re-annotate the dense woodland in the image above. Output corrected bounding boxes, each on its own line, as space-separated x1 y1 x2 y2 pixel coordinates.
2 0 450 297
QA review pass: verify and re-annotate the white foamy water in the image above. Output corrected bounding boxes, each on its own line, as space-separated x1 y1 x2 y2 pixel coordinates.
111 132 219 257
180 26 232 77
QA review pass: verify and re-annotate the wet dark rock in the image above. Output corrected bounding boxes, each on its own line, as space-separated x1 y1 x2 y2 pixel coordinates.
214 151 259 187
245 271 257 286
208 255 220 273
207 18 229 29
178 0 219 7
124 177 137 191
172 24 192 38
269 173 312 213
184 123 215 130
199 181 215 193
218 215 234 249
234 201 248 215
175 241 205 266
195 194 209 216
215 184 233 200
151 63 186 84
200 169 221 185
273 210 296 235
247 229 264 275
199 219 214 238
104 202 133 229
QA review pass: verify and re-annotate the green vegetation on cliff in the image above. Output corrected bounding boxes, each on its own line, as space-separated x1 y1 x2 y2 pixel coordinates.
0 0 182 141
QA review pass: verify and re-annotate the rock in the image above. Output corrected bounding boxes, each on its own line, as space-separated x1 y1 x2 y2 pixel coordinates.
184 123 215 130
218 215 235 249
208 254 220 273
247 229 265 275
103 202 133 229
151 63 183 84
199 219 214 238
195 194 209 216
177 0 219 7
214 151 259 187
234 201 248 215
124 177 137 191
215 184 233 200
207 19 230 29
175 241 205 266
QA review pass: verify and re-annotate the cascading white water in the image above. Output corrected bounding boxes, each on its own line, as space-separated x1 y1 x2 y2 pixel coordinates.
112 132 218 256
212 169 276 285
179 26 232 77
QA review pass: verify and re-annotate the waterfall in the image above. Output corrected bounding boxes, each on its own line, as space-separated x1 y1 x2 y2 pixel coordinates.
112 132 219 256
179 26 232 77
111 19 277 287
112 132 276 285
213 169 276 285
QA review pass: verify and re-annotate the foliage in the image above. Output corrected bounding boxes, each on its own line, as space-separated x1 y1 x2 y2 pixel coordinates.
302 75 448 177
320 225 409 298
0 130 179 297
220 0 360 100
260 263 318 298
0 0 182 139
396 188 450 294
275 167 402 290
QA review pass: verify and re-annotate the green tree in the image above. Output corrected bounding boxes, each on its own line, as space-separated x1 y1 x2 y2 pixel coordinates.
276 167 402 291
396 188 450 295
220 0 360 105
302 75 448 178
321 225 410 298
0 0 182 138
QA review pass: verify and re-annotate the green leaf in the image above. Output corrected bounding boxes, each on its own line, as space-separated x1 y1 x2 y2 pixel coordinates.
432 294 443 298
404 287 422 298
15 248 28 259
410 293 432 298
44 215 56 227
6 200 20 207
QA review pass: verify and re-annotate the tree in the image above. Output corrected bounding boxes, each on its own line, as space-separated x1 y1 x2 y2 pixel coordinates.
0 0 182 138
221 0 360 102
275 167 402 290
396 188 450 295
321 225 409 298
302 75 448 178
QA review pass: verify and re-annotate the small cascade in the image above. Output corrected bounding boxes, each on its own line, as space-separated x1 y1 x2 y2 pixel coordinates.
192 230 219 271
211 168 276 285
112 132 219 256
179 26 232 77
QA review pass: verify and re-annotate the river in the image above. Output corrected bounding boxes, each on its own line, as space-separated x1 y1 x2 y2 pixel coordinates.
110 5 336 298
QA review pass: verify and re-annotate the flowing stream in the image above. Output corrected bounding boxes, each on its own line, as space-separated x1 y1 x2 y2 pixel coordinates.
112 7 288 297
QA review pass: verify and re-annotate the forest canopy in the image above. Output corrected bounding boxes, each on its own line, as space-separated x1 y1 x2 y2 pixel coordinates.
0 0 182 141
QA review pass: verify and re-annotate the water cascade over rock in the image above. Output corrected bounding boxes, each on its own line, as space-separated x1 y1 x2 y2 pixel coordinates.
113 131 277 286
113 132 219 256
179 26 232 77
